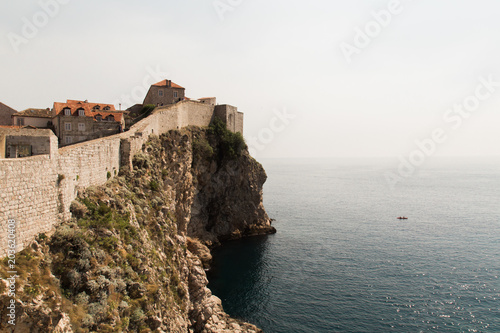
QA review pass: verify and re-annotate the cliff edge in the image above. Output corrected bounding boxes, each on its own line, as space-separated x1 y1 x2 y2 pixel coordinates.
0 123 275 332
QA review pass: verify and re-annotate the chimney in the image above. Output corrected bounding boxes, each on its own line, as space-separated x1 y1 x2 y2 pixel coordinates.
167 80 171 87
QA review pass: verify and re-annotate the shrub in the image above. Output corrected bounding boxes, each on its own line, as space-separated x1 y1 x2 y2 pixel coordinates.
149 180 160 192
140 104 156 116
75 292 90 305
70 200 88 219
25 284 40 296
133 153 150 169
81 314 94 328
193 137 214 162
209 117 247 159
128 104 156 128
130 307 145 324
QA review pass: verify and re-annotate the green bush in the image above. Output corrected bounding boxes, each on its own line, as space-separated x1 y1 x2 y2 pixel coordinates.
192 137 214 162
140 104 156 116
149 180 160 191
209 117 247 159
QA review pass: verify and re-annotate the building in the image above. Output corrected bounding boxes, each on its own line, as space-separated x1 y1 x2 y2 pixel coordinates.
53 100 124 146
0 102 17 126
12 108 53 128
0 127 58 158
143 79 186 106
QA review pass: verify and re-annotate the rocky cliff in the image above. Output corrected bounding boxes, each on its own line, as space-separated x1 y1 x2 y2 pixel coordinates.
0 124 275 332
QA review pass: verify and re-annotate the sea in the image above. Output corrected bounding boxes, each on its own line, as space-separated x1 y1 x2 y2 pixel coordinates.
207 158 500 333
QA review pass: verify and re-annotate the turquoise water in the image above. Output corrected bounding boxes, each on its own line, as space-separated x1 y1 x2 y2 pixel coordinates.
207 158 500 332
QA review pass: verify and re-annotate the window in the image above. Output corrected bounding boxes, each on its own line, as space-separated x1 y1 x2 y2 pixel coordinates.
64 108 71 116
103 106 110 110
65 136 72 144
78 109 85 117
16 118 24 126
106 115 115 122
78 123 85 131
158 90 164 97
93 105 101 110
95 115 102 121
64 123 71 131
173 91 178 98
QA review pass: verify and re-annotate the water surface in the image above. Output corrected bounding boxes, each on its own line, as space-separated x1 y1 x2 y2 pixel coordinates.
208 158 500 332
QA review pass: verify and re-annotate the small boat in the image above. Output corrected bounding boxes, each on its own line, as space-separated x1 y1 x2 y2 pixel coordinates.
397 216 408 220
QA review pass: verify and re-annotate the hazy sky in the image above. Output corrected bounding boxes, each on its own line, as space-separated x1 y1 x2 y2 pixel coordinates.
1 0 499 158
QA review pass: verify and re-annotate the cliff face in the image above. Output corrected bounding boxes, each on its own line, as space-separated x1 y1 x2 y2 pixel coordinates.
0 126 275 332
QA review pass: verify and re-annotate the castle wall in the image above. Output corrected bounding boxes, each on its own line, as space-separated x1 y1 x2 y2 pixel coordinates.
236 112 244 134
6 136 52 157
56 136 122 220
0 128 58 158
214 105 243 133
0 155 59 253
0 101 241 256
185 102 215 128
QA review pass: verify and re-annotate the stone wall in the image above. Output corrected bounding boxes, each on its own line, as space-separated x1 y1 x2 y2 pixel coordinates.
236 112 244 134
0 133 121 255
0 100 242 256
214 105 244 134
0 155 58 253
0 128 58 158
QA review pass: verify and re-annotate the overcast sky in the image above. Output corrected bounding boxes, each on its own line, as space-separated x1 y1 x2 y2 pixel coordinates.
1 0 499 158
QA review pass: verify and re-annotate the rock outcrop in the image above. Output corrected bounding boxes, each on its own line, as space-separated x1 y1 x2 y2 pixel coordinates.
0 125 275 332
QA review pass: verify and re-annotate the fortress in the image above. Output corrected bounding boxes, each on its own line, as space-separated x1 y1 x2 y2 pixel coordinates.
0 97 244 256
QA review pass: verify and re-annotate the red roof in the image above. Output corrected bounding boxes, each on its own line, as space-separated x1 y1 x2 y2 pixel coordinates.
152 80 184 89
53 100 123 123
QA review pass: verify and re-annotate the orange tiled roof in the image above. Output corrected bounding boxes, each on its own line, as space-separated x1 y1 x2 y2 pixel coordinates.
53 100 123 122
152 80 184 89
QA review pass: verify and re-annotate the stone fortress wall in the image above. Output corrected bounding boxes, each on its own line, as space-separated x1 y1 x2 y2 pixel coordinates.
0 101 243 256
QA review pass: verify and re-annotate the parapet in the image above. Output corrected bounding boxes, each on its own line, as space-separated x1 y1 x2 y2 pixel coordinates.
0 127 58 159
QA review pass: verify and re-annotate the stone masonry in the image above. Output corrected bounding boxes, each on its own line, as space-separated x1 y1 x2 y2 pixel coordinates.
0 101 243 256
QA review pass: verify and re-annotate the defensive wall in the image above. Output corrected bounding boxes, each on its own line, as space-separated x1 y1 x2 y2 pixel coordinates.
0 101 243 256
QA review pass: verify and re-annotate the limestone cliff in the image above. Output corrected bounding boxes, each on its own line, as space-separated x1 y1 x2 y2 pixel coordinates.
0 125 275 332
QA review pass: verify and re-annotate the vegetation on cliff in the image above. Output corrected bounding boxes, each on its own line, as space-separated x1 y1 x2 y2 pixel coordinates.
0 126 274 332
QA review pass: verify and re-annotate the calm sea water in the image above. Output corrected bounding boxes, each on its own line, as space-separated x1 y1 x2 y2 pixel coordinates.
207 158 500 332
